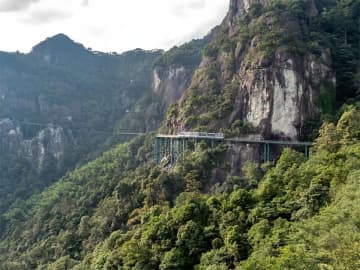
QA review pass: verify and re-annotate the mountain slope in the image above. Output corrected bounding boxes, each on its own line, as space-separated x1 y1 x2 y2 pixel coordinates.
1 104 359 270
0 35 163 214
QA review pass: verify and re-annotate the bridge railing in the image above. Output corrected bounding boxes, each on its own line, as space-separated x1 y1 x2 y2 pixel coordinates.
154 131 314 165
158 131 225 139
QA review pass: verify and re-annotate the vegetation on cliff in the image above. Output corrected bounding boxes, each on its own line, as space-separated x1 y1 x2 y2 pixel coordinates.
167 0 360 138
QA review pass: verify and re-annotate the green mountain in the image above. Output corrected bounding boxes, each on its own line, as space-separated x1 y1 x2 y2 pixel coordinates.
1 0 360 269
0 34 164 215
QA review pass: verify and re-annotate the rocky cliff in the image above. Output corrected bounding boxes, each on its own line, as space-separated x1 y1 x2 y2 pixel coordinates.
226 0 271 25
153 66 194 108
167 0 335 141
0 119 70 170
152 36 212 109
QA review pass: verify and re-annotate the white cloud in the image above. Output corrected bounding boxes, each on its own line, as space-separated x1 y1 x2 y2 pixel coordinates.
0 0 40 12
22 9 72 24
0 0 229 53
188 0 206 10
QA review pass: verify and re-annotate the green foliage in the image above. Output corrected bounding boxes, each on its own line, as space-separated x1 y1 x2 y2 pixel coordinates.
202 44 220 59
314 122 341 152
180 75 239 131
320 0 360 102
154 38 209 69
248 3 264 17
336 105 360 144
2 105 360 270
317 83 337 117
225 120 258 137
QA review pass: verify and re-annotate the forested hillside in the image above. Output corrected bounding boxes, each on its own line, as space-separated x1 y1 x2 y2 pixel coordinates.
1 0 360 269
1 104 359 269
0 34 163 216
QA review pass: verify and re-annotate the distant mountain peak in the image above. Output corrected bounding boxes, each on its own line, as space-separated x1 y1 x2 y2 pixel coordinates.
45 33 74 43
30 33 87 58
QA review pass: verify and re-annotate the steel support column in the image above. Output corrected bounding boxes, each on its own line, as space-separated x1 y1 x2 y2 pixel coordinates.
170 138 173 165
182 138 185 161
263 143 270 162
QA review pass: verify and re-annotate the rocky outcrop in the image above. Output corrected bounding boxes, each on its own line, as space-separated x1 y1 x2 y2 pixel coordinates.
162 0 338 177
169 0 335 141
0 119 69 170
153 66 194 108
235 50 334 139
226 0 272 25
151 37 211 110
226 0 320 27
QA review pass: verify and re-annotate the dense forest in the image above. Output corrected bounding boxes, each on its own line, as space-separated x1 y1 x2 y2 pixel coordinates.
1 0 360 269
1 105 359 269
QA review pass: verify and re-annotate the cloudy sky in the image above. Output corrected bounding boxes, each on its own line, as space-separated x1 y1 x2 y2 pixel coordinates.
0 0 229 53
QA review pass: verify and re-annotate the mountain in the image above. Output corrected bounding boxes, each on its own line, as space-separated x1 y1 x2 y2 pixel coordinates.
1 0 360 269
168 0 336 139
0 28 211 217
164 0 359 172
31 34 87 59
0 35 165 215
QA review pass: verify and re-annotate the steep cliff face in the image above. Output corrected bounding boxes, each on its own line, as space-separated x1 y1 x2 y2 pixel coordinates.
168 0 335 141
152 37 212 109
236 49 334 139
153 66 194 108
0 119 70 169
226 0 271 25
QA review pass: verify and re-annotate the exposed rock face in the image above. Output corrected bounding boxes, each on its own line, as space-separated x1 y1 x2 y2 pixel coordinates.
151 37 212 110
226 0 272 25
170 1 335 141
0 119 21 154
235 51 334 139
227 140 262 175
153 66 194 108
0 119 69 170
226 0 320 27
164 0 337 175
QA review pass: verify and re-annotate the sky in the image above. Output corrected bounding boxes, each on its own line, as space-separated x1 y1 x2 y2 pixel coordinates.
0 0 229 53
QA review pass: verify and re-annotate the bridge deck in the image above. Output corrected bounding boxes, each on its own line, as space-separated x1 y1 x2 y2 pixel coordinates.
156 134 313 147
156 134 224 140
226 138 313 146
